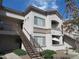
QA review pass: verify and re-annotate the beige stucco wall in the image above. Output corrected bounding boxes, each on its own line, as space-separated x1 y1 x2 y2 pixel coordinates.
22 10 72 51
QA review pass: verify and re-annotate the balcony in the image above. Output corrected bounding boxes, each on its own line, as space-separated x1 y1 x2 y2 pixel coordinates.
0 19 18 35
51 20 59 29
51 28 62 35
51 20 62 35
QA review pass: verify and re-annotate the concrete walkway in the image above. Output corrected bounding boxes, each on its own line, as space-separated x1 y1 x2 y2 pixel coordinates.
71 55 79 59
4 53 22 59
2 53 31 59
54 49 79 59
2 51 79 59
21 55 31 59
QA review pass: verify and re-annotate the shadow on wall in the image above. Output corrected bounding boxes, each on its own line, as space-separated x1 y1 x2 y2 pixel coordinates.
0 20 13 31
0 35 22 55
63 35 76 49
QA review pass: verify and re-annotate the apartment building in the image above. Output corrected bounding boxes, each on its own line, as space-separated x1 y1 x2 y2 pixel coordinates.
0 6 73 54
0 7 24 54
22 6 72 51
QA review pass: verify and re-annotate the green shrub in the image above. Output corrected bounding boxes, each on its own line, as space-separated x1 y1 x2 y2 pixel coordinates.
13 49 27 56
40 50 56 59
0 49 5 55
0 0 2 2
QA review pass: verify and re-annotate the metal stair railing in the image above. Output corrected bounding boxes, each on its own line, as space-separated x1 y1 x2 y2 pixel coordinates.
23 28 43 52
30 33 43 52
18 28 44 59
64 32 75 39
12 22 41 58
2 18 44 59
17 27 38 58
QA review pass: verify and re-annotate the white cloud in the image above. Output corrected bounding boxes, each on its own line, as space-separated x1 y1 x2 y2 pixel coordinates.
32 0 58 10
51 0 58 10
38 2 48 9
33 3 47 9
32 0 47 10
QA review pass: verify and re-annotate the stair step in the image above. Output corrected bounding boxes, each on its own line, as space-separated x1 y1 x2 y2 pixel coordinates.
27 50 38 53
31 55 40 58
29 53 40 56
28 51 34 53
29 53 34 55
33 54 40 57
36 57 43 59
32 57 42 59
18 30 43 59
29 52 39 55
27 48 32 50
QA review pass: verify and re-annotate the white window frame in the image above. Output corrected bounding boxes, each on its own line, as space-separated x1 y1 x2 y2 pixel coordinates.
34 36 46 47
34 16 45 27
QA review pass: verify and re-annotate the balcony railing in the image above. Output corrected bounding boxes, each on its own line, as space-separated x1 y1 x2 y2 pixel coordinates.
51 28 62 35
51 27 61 31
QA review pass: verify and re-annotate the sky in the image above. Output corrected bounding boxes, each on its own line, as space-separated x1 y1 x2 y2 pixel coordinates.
2 0 67 19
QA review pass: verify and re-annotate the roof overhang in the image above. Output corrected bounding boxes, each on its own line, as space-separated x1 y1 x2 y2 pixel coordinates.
0 6 63 19
24 5 63 19
0 7 24 20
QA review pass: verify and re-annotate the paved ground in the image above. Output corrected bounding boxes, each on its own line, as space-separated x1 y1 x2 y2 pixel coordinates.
71 55 79 59
54 49 79 59
21 55 31 59
3 53 31 59
1 50 79 59
67 49 79 59
4 53 21 59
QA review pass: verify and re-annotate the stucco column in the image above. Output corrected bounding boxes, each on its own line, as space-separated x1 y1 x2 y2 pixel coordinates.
59 36 63 45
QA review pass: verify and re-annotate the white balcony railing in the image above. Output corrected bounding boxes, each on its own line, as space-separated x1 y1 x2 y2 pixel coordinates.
64 31 79 40
51 29 62 35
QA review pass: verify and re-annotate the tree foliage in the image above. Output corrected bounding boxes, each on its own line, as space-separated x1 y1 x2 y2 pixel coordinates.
0 0 2 2
65 0 79 24
0 0 2 7
40 50 56 59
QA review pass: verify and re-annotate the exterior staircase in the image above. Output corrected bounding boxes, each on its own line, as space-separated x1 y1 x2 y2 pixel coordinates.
1 19 44 59
15 21 44 59
63 22 79 49
63 33 76 48
19 30 43 59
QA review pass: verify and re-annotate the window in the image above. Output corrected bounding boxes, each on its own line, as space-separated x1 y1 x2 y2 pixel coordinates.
34 16 45 26
52 35 60 45
52 40 59 44
52 35 60 39
51 20 59 29
34 36 46 47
